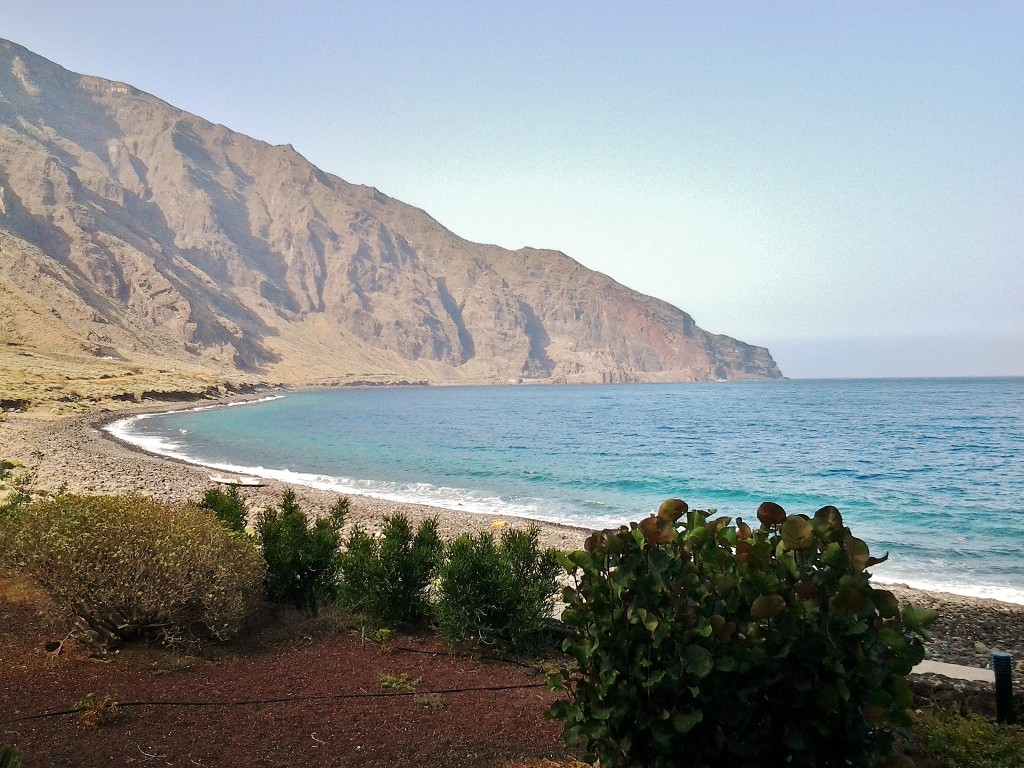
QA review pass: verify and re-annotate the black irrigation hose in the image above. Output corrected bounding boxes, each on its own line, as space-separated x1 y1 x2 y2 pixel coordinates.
1 682 550 725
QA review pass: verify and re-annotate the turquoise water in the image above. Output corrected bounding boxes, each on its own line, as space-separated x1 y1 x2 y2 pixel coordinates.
110 378 1024 602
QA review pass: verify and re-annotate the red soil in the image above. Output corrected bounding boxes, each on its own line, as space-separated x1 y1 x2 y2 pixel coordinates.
0 579 583 768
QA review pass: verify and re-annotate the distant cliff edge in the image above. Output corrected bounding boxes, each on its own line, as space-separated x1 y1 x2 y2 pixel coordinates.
0 38 783 396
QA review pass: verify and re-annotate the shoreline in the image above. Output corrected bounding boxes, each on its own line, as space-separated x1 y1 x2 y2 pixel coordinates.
2 398 1024 679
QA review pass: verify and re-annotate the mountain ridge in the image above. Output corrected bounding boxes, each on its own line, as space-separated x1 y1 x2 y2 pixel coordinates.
0 38 782 401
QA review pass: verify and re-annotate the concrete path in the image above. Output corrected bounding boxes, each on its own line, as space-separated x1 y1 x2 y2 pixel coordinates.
913 660 995 683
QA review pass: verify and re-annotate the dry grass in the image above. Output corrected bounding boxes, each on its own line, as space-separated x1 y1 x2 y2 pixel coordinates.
0 342 259 412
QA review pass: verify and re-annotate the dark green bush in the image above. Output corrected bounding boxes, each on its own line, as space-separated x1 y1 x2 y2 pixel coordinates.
338 514 442 626
0 493 265 647
0 744 21 768
549 499 937 768
434 525 560 653
198 485 248 533
256 489 347 609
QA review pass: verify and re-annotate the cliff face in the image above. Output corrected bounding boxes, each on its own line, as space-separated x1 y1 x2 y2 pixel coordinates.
0 39 782 386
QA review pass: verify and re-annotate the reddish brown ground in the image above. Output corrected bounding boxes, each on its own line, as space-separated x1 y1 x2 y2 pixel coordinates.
0 577 585 768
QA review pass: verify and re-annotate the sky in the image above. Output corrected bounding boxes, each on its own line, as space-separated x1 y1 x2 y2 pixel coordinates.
4 2 1022 378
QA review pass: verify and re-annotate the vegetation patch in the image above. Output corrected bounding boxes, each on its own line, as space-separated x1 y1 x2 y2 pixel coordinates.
377 672 422 692
549 499 937 768
338 513 442 627
198 485 248 533
0 493 265 647
434 525 560 653
257 489 347 610
910 707 1024 768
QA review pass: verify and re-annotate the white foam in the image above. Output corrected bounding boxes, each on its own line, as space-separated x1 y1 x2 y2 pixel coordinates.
105 399 1024 604
873 575 1024 606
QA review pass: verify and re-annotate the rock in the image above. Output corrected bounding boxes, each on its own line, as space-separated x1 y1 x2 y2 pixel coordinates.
0 38 782 389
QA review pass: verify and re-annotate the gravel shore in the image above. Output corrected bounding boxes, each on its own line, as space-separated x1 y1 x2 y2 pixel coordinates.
3 399 1022 685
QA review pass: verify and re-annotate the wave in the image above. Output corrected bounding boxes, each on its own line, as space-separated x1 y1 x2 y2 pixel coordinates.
103 384 1024 606
873 575 1024 606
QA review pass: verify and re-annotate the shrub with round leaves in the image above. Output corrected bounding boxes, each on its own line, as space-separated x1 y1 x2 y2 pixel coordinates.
549 499 937 768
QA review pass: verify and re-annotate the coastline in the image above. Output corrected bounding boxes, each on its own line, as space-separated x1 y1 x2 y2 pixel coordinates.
1 399 589 552
2 398 1023 682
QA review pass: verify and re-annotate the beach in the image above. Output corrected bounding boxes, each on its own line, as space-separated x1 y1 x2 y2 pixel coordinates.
2 399 1023 684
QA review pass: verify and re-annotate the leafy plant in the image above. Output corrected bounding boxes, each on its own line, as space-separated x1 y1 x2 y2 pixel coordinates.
434 525 560 653
0 494 265 647
74 693 119 728
414 693 445 709
198 485 248 533
911 707 1024 768
257 489 347 609
0 460 32 515
338 514 442 627
0 745 20 768
549 499 937 768
377 672 423 692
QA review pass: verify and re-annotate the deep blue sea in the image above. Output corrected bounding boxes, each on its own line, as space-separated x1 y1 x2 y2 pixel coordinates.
109 378 1024 603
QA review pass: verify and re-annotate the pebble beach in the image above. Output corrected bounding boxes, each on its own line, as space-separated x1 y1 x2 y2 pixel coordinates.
2 398 1023 687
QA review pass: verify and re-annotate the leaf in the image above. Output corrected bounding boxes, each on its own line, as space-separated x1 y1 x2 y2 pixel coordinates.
871 588 900 618
638 608 659 633
777 549 799 579
685 644 714 678
821 542 845 569
813 505 844 531
672 709 703 734
845 535 871 574
879 627 908 653
866 552 890 568
901 604 939 632
558 551 584 571
657 498 688 522
781 515 815 550
710 614 736 642
829 585 869 615
639 514 674 547
756 501 786 527
583 531 606 555
750 593 786 620
794 580 819 602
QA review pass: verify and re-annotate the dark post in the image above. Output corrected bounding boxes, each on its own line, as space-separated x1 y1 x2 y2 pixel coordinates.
992 652 1015 724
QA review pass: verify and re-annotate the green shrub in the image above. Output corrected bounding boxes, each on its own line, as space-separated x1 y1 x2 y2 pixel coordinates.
434 525 560 653
0 745 21 768
911 707 1024 768
0 460 31 515
549 499 937 768
0 494 265 647
338 514 442 626
198 485 248 533
256 489 347 609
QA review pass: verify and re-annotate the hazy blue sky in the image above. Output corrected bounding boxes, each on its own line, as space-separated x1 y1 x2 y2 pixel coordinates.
5 2 1022 378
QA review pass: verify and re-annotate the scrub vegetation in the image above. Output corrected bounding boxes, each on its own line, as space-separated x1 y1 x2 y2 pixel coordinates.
3 474 1016 767
549 499 938 768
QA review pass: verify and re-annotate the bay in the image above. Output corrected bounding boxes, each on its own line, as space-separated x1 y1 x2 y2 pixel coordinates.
110 378 1024 603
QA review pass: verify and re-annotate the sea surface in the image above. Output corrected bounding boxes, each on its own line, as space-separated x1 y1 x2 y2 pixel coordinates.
109 378 1024 603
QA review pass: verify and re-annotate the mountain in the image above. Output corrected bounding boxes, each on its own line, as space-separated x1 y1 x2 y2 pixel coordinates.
0 38 782 399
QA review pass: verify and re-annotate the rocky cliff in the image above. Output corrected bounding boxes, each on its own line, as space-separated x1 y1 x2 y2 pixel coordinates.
0 39 782 391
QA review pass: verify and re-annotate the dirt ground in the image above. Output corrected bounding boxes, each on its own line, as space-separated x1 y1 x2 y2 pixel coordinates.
0 576 583 768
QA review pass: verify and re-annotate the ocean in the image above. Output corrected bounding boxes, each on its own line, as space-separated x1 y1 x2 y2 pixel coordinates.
108 378 1024 603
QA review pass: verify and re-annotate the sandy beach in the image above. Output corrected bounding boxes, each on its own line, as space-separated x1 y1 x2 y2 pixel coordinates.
2 399 1023 684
